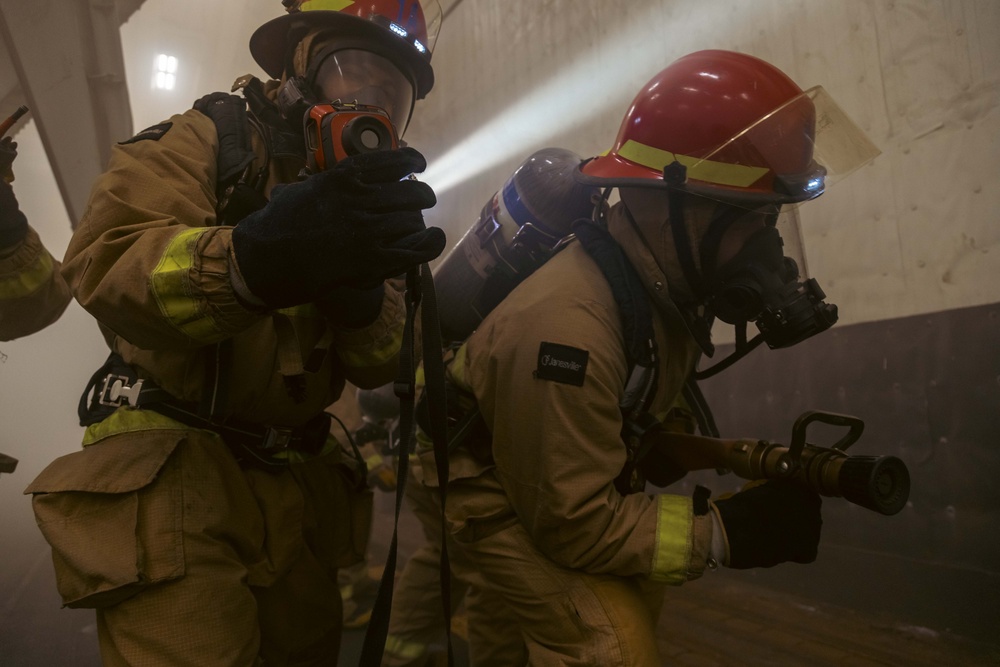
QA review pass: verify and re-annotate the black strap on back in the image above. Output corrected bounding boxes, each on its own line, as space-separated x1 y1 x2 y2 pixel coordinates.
360 264 453 666
572 219 658 420
191 91 269 417
193 92 257 190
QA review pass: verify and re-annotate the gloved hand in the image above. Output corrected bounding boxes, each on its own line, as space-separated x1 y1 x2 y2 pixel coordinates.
315 284 385 329
712 479 822 569
231 147 445 309
0 138 27 250
0 137 16 174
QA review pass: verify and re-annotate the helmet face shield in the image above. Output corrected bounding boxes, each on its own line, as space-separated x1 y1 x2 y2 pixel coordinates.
312 49 415 128
251 0 442 99
689 86 881 210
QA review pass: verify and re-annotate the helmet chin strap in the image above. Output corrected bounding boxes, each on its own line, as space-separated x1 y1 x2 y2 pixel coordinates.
662 162 706 302
660 161 774 377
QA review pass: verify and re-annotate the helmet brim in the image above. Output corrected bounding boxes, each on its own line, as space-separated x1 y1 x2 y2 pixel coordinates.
250 12 434 99
574 157 822 212
575 153 663 186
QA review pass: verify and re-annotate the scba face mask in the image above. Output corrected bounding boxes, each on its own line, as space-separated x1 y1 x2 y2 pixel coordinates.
703 224 838 350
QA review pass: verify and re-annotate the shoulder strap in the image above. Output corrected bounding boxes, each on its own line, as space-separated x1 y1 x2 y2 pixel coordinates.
193 92 257 190
572 218 658 420
193 91 268 228
191 92 263 417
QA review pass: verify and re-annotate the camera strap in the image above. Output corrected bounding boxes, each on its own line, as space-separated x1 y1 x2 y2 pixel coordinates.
360 263 454 666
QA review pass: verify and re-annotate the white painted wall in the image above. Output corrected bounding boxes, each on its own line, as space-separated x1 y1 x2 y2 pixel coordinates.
408 0 1000 333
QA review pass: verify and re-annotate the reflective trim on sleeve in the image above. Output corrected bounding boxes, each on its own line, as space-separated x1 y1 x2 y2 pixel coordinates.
150 227 224 343
0 250 54 299
337 316 404 368
448 342 471 390
384 634 428 661
617 139 769 188
650 494 694 584
276 304 321 318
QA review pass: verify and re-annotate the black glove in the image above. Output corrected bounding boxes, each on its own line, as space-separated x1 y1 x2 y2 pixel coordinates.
0 185 27 251
0 138 27 250
0 137 16 174
713 479 822 569
315 284 385 329
231 147 445 309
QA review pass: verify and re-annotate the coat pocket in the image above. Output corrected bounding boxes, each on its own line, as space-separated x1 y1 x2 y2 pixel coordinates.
24 433 185 608
292 452 374 569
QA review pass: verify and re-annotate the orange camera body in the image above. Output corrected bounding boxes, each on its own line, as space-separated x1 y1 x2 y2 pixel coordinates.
304 102 398 172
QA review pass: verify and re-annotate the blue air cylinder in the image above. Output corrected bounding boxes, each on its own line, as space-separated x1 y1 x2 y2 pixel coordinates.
433 147 599 343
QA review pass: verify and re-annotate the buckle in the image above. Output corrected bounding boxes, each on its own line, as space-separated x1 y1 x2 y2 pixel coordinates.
98 374 145 407
262 426 294 451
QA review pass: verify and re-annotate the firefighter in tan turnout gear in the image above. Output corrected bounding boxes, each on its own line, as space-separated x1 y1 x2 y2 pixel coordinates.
0 133 71 342
25 1 446 664
423 50 881 665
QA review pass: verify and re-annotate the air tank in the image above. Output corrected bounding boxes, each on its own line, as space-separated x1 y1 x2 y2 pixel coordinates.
433 147 598 343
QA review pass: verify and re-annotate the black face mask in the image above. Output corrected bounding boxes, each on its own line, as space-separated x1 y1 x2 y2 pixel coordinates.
703 225 838 349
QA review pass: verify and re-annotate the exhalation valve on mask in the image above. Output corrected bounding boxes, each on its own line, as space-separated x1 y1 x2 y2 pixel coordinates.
708 224 838 346
695 224 838 378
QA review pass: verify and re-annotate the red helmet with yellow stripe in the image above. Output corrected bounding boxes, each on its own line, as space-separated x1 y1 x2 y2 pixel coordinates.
250 0 442 100
578 50 878 207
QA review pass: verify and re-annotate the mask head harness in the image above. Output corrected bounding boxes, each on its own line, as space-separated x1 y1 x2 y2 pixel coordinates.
659 161 838 378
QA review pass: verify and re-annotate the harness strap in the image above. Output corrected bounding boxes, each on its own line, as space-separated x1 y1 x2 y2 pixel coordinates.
78 352 330 471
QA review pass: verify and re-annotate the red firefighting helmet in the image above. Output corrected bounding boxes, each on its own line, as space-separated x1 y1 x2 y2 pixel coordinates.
250 0 442 100
578 50 879 207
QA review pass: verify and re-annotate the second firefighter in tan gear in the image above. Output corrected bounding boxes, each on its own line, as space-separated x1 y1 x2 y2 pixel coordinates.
422 49 878 665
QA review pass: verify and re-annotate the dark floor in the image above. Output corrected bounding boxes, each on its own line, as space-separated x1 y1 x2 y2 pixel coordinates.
344 573 1000 666
2 491 997 667
338 489 1000 667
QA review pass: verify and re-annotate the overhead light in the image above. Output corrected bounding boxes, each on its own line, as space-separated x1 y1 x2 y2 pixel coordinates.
152 54 178 91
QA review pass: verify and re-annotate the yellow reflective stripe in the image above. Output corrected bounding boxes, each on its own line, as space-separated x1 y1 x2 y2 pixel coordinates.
650 494 693 584
338 318 404 368
279 435 341 463
301 0 354 11
384 634 427 661
277 304 321 318
0 250 54 299
82 407 195 447
616 139 769 188
85 409 341 463
150 228 223 343
449 343 471 390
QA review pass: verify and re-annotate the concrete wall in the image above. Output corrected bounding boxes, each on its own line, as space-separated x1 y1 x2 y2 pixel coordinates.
408 0 1000 333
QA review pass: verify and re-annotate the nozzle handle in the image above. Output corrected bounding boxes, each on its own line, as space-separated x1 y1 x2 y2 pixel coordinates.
0 105 29 139
838 455 910 515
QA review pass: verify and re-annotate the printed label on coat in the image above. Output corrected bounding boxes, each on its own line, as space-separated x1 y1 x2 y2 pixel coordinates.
535 342 589 387
119 122 173 144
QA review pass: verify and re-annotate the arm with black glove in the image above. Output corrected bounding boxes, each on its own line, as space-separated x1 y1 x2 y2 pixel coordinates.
0 138 27 251
708 479 822 569
229 146 445 317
